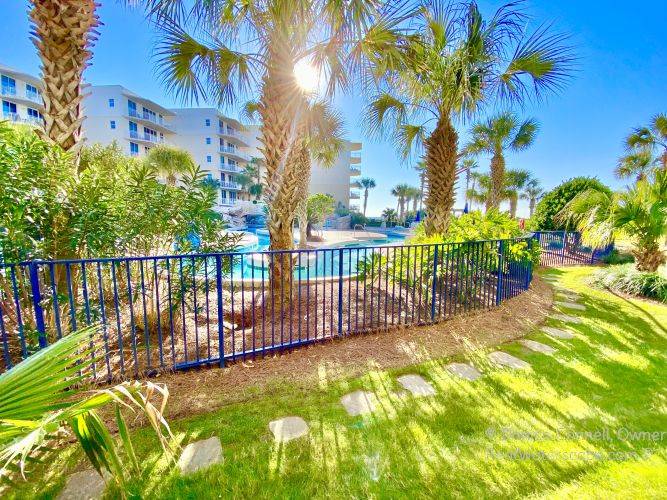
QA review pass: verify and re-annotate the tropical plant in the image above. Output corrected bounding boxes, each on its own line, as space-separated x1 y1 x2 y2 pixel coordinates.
616 113 667 179
306 193 335 239
239 160 263 200
590 264 667 303
407 186 422 213
382 208 398 225
365 1 572 236
0 327 174 493
503 169 531 218
522 178 543 217
466 171 489 210
557 169 667 272
464 113 538 210
359 177 376 217
461 158 478 208
144 145 195 186
391 183 413 222
414 161 427 212
29 0 99 154
531 177 612 231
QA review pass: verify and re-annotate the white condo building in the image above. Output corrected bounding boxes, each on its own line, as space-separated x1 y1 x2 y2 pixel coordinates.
0 65 44 126
81 85 176 157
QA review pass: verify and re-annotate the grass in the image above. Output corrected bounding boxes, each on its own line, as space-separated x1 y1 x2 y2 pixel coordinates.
7 267 667 499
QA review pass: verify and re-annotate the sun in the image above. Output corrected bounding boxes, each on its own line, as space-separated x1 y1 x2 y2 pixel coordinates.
293 60 319 92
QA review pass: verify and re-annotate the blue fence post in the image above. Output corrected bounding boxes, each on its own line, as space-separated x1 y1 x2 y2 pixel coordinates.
29 262 48 348
560 231 567 265
430 245 438 322
337 248 344 337
495 241 504 306
215 255 225 367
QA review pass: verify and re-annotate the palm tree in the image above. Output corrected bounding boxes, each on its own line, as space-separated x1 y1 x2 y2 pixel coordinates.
236 161 263 201
461 159 479 208
382 208 398 226
408 186 422 213
365 2 572 236
558 169 667 272
466 172 491 210
391 183 412 222
359 177 376 217
147 0 410 254
29 0 100 154
144 145 194 185
464 113 539 210
522 178 544 217
503 169 531 217
616 113 667 179
414 161 427 212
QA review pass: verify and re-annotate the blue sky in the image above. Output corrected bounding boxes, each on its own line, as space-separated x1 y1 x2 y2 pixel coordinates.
2 1 665 217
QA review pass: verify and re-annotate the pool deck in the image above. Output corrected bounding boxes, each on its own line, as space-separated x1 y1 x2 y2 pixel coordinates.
307 229 399 248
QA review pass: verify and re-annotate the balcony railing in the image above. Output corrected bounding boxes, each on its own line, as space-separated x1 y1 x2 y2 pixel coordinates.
220 198 238 206
220 164 241 173
2 112 42 126
349 167 361 176
218 127 244 139
128 130 164 144
1 85 42 104
220 181 240 189
350 190 361 199
219 146 250 161
127 109 172 130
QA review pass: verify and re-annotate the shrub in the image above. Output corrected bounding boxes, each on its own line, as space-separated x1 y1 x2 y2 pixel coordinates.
600 249 634 265
350 212 367 227
590 264 667 302
530 177 612 230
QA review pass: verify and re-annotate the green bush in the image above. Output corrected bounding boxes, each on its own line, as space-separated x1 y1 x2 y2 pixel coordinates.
590 264 667 303
530 177 612 230
350 212 367 227
600 249 635 265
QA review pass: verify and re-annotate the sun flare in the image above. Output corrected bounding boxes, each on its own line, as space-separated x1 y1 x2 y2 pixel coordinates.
294 60 319 92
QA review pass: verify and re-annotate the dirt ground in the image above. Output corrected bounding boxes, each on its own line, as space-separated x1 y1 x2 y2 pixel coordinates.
152 275 553 420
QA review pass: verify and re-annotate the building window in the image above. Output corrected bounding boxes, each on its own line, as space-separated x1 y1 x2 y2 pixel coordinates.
205 118 211 126
27 108 40 119
2 100 17 117
130 142 139 155
108 98 115 108
25 83 40 99
144 127 157 142
110 120 116 129
1 75 16 94
206 155 212 163
206 137 211 145
143 107 156 122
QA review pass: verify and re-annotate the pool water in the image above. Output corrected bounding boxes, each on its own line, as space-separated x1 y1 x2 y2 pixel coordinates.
230 231 407 279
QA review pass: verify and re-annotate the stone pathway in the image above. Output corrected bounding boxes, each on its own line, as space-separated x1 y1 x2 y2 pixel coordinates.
542 326 575 339
447 362 483 381
551 313 582 324
269 416 309 443
57 470 109 500
397 374 437 397
555 300 586 311
520 339 557 354
177 436 223 474
340 390 379 416
487 351 530 369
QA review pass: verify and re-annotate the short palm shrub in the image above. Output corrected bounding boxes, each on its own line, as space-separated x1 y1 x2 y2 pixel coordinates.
590 264 667 303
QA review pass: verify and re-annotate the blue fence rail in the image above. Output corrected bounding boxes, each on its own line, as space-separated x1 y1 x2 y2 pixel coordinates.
534 231 614 267
0 237 534 380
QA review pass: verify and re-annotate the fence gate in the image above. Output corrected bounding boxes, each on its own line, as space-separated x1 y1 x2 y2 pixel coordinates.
534 231 614 267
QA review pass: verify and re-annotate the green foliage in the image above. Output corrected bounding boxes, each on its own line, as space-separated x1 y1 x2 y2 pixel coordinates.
350 212 367 227
306 194 335 225
531 177 612 230
600 249 635 265
590 264 667 302
0 327 174 491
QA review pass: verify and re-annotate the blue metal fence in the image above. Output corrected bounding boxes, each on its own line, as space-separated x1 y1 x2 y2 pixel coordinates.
0 237 534 380
534 231 614 267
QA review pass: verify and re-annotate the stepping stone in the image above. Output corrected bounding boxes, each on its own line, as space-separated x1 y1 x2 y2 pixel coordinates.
397 374 437 397
543 276 558 282
340 390 378 416
177 436 223 474
555 301 586 311
520 339 557 354
488 351 530 369
269 416 309 442
542 326 575 339
551 313 582 324
57 470 109 500
556 291 580 301
447 362 482 381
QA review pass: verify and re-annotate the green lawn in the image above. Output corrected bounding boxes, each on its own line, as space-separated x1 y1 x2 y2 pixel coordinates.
9 267 667 499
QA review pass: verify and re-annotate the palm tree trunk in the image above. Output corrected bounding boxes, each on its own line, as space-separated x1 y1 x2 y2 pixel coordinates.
509 195 518 218
489 153 506 210
363 189 369 217
529 198 536 217
423 115 457 235
30 0 99 155
634 241 666 272
419 173 425 213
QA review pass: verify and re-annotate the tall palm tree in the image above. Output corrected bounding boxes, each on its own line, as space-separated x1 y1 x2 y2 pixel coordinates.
382 208 398 225
144 145 194 185
391 183 412 222
461 158 479 207
414 161 427 212
29 0 100 154
503 169 531 217
408 186 422 213
464 113 538 210
522 178 543 217
616 113 667 179
237 162 263 201
365 1 573 236
359 177 376 217
147 0 411 254
466 172 491 210
558 169 667 272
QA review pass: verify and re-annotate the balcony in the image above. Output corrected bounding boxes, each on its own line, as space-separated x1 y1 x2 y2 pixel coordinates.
220 197 238 206
220 163 242 173
349 167 361 176
350 190 361 200
350 180 361 189
2 112 42 127
1 85 43 106
128 130 165 144
220 181 241 189
218 127 249 145
350 151 361 164
219 146 250 162
126 109 173 131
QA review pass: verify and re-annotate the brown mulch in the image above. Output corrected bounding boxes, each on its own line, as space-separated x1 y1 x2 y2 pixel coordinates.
152 276 554 420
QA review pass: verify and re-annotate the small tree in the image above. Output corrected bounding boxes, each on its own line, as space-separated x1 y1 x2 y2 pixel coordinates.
144 145 194 186
382 208 398 226
359 177 376 217
306 194 335 239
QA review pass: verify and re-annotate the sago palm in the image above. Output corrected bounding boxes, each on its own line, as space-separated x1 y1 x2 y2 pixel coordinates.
359 177 376 217
464 113 538 210
557 169 667 272
29 0 99 154
366 1 572 236
144 144 195 185
616 113 667 179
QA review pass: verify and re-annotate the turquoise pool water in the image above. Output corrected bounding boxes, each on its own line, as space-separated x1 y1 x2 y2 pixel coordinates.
230 231 407 279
